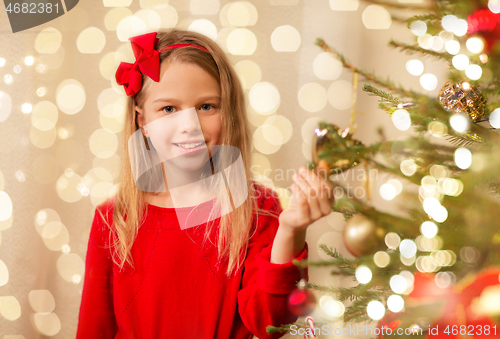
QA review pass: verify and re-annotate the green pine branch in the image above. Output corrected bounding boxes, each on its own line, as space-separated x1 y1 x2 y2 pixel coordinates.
388 40 452 62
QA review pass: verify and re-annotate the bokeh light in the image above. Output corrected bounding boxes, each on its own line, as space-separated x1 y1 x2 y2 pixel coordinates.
298 83 327 112
271 25 301 52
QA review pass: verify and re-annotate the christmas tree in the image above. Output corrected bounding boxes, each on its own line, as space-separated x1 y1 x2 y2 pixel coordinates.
268 0 500 338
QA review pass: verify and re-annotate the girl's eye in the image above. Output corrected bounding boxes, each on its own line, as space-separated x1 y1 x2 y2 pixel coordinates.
200 104 214 111
162 106 176 114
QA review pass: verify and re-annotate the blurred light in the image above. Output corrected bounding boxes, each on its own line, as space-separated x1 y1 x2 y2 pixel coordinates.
188 19 217 41
452 54 469 70
466 37 484 54
453 19 468 36
435 271 453 288
419 73 437 91
437 177 464 196
227 28 257 55
385 232 401 249
465 64 482 80
400 159 417 176
410 20 427 36
56 79 86 115
391 109 411 130
421 221 438 238
489 108 500 128
450 114 469 133
429 36 444 51
428 121 448 137
387 179 402 194
313 52 343 80
417 34 431 49
400 239 417 258
0 296 21 320
366 301 385 320
445 40 460 55
362 5 391 29
374 251 390 268
24 56 34 65
298 82 327 112
37 87 47 97
21 103 32 114
455 147 472 169
0 58 5 67
35 27 62 53
479 53 488 63
387 295 404 312
439 30 454 42
29 290 55 313
271 25 301 52
249 82 280 115
77 27 106 53
380 183 397 200
489 0 500 13
432 205 448 222
234 60 261 89
355 265 372 284
406 59 424 76
389 275 408 294
441 15 458 32
423 197 440 214
324 299 345 317
4 74 13 85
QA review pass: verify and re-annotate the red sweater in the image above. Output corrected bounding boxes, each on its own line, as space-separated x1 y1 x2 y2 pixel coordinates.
76 185 309 339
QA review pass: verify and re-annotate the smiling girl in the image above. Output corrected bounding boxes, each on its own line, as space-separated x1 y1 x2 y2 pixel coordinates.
76 29 334 339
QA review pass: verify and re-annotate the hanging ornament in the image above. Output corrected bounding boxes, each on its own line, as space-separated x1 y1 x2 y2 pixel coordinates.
288 279 317 317
467 9 500 52
312 122 364 175
438 81 486 122
343 214 386 257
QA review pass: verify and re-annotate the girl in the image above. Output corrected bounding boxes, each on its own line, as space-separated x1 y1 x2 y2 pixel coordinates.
76 29 334 339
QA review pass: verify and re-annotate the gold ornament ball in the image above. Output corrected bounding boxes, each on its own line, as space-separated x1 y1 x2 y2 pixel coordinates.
438 81 486 122
343 214 386 257
312 122 363 174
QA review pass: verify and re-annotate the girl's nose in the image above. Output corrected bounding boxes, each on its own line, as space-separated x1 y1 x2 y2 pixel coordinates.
180 107 202 134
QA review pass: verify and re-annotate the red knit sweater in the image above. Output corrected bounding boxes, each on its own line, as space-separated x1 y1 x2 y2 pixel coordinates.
76 185 309 339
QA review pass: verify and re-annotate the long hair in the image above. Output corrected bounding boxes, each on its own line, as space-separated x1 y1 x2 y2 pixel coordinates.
97 29 277 277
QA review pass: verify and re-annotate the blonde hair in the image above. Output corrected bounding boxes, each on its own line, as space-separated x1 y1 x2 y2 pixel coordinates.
97 29 277 277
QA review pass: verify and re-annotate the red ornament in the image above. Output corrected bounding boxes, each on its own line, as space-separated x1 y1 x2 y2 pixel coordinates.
376 268 500 338
288 283 317 316
467 9 500 52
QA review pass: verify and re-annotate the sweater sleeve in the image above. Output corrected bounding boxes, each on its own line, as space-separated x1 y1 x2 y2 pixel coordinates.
237 188 309 339
76 205 118 339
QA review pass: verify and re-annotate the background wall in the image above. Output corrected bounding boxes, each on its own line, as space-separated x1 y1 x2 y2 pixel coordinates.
0 0 444 338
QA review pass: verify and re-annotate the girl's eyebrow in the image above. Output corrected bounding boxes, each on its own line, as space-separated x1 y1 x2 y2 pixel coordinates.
152 95 221 104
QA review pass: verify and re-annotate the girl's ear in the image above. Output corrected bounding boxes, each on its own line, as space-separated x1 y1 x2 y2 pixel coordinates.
135 106 149 137
135 105 144 128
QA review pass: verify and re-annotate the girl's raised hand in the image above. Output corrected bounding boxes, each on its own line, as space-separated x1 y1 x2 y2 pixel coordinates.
279 166 335 233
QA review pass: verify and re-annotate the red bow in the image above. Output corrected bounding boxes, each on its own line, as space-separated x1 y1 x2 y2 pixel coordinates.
115 32 161 98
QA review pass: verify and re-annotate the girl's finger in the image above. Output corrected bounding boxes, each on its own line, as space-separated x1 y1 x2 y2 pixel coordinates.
295 171 322 221
292 173 311 216
317 180 334 215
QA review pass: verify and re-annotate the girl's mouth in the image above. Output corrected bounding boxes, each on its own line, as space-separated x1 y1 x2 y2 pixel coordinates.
173 141 206 153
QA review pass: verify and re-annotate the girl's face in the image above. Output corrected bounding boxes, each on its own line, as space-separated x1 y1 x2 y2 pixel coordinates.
135 60 222 172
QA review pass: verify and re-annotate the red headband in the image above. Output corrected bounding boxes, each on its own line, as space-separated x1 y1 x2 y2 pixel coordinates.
115 32 210 98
